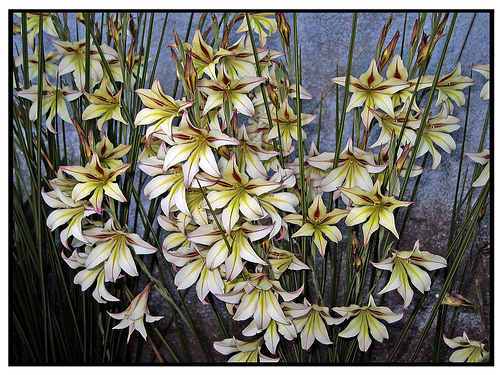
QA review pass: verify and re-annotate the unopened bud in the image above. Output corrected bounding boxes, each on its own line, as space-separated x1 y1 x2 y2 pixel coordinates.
231 110 239 138
276 12 291 48
352 252 362 273
217 146 231 160
108 17 120 47
128 13 138 41
396 143 413 174
125 38 136 74
440 292 475 307
379 30 400 71
76 13 86 25
266 82 280 108
436 13 449 36
380 13 393 43
72 119 92 161
221 24 230 49
352 230 361 250
93 22 102 45
184 51 197 97
410 17 421 50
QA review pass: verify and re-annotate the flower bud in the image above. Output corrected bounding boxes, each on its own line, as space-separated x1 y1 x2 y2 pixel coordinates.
352 252 362 273
276 12 291 48
396 143 413 175
221 24 230 49
217 146 231 160
184 50 197 96
125 38 136 74
379 30 399 71
352 230 361 250
440 292 475 307
108 17 120 47
266 82 280 108
376 13 393 57
128 13 138 41
410 17 421 50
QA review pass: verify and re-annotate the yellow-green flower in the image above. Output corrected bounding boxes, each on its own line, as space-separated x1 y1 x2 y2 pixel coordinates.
176 28 233 80
339 180 413 245
235 12 277 47
443 332 489 362
285 194 347 258
18 12 59 50
84 219 157 282
94 135 131 169
198 61 266 117
282 298 344 350
61 152 131 215
371 240 447 307
413 102 461 170
134 78 193 140
187 222 271 282
332 295 403 352
50 38 104 91
108 282 163 342
204 154 282 235
157 111 240 188
42 181 96 249
465 149 490 187
309 137 387 193
216 271 302 331
265 98 315 155
471 64 489 100
14 47 60 80
16 73 82 133
331 58 410 128
434 62 475 112
82 78 128 132
214 336 279 363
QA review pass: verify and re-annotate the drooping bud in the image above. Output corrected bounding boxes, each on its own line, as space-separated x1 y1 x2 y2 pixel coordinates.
352 230 362 251
441 292 475 307
379 30 400 71
416 30 445 66
211 14 220 48
276 12 291 48
478 202 488 223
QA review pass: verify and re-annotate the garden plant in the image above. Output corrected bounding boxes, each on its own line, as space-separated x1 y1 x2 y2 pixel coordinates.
10 11 491 364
